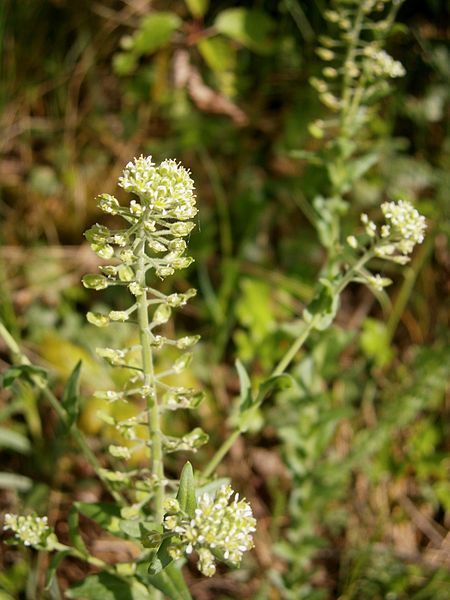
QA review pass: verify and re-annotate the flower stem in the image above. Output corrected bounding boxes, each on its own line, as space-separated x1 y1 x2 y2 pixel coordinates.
136 238 165 524
272 318 317 377
202 429 240 480
203 317 318 479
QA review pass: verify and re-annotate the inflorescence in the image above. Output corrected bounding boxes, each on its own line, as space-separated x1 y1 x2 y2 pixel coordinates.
3 513 50 548
347 199 426 290
309 0 405 138
82 155 209 479
163 485 256 577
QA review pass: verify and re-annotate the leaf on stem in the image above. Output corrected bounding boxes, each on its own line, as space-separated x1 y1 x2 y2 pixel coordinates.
177 461 197 517
61 360 82 430
1 364 48 388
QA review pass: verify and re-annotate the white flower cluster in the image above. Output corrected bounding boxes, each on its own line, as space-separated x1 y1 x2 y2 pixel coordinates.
372 200 426 264
119 155 197 221
3 513 50 547
164 485 256 577
363 47 405 79
347 200 426 290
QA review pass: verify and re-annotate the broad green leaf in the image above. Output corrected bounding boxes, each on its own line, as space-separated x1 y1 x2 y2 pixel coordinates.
61 360 82 429
45 550 70 591
2 364 48 388
214 8 274 54
198 37 235 72
67 573 150 600
132 12 181 56
185 0 209 18
176 462 196 517
147 563 192 600
0 472 33 491
0 427 31 454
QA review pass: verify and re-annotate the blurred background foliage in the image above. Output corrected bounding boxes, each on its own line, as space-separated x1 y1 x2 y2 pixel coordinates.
0 0 449 598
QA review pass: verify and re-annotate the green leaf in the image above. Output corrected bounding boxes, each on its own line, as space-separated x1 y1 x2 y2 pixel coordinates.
67 573 151 600
2 364 48 388
132 12 181 56
198 37 235 72
45 550 70 591
76 501 154 540
349 152 379 182
75 502 122 533
148 536 174 575
61 360 82 429
0 427 31 454
258 373 294 404
147 563 192 600
214 8 274 54
176 462 196 517
185 0 209 18
68 506 88 556
0 472 33 491
236 359 253 412
303 283 340 331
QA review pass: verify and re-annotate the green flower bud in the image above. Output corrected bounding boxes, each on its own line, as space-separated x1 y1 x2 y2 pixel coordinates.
170 222 195 237
91 243 114 259
172 256 194 270
172 353 193 374
153 304 172 325
118 264 134 282
176 335 200 349
97 193 120 214
128 282 143 296
156 266 175 279
100 265 118 277
119 249 135 264
87 312 110 327
148 239 167 253
82 274 109 290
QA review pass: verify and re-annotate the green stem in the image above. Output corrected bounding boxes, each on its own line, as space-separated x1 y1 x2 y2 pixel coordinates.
203 316 318 479
202 429 240 480
336 250 374 295
386 235 432 343
136 239 164 525
272 318 317 377
340 3 365 135
0 321 124 504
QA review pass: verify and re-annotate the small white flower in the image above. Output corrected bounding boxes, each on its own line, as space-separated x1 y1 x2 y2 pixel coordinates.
3 513 50 548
